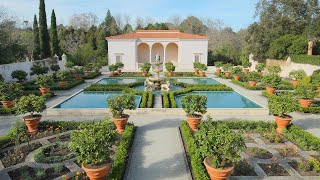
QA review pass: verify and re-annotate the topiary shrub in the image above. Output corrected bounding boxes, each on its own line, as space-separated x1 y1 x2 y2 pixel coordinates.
214 61 223 69
35 75 54 88
255 63 265 72
197 63 207 72
268 92 298 117
30 63 49 75
15 94 46 116
165 61 176 72
50 64 60 72
247 71 262 81
267 65 281 75
242 59 252 68
107 93 137 118
181 94 207 117
140 62 151 72
295 76 318 100
109 64 118 74
222 63 233 72
11 70 28 82
0 82 23 101
231 66 243 75
289 70 306 81
262 74 282 88
56 70 71 81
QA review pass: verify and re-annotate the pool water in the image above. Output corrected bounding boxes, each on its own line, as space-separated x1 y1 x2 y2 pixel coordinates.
55 91 141 109
133 84 184 94
96 78 145 84
175 91 261 108
169 78 220 84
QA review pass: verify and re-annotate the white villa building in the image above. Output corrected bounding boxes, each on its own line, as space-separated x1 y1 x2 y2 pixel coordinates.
106 30 209 71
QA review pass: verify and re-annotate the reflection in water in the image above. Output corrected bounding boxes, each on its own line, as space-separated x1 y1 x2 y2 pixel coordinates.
96 78 145 84
176 91 261 108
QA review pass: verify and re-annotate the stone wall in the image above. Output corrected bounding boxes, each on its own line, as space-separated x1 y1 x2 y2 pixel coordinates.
249 54 320 78
0 54 67 82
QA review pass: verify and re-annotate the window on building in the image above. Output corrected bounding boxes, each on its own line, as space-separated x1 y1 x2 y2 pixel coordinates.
194 54 201 62
115 54 122 63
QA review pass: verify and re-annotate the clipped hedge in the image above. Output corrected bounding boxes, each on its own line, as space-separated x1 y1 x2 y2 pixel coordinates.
84 82 144 92
24 79 85 90
169 92 176 108
82 71 102 79
117 72 150 77
165 72 198 77
174 84 233 95
291 55 320 66
109 124 135 180
140 92 148 108
231 79 293 90
163 93 170 108
147 92 153 108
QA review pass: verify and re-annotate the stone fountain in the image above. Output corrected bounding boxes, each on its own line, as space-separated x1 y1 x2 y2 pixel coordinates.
144 54 170 92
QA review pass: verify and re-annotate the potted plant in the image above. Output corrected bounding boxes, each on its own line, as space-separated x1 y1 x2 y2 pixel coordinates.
56 70 71 87
109 64 118 77
15 94 46 134
247 71 262 87
311 72 320 96
73 67 84 80
0 82 23 108
267 65 281 75
295 76 318 107
214 61 223 74
35 75 54 95
115 62 124 74
262 74 282 94
84 65 93 77
93 62 102 73
231 66 243 81
242 59 252 75
222 63 233 78
289 69 306 86
140 62 151 77
165 61 176 77
268 92 298 133
107 93 136 134
69 120 117 180
198 63 208 77
11 70 28 82
181 94 207 132
195 121 246 180
193 62 201 75
255 63 265 75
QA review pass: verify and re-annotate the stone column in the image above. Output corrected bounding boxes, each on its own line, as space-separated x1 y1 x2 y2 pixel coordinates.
308 41 313 56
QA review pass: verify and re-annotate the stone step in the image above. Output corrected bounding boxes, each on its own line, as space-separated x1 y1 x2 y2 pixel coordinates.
153 94 163 108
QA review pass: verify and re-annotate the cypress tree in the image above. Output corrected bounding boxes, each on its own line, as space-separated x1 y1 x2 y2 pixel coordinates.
39 0 51 58
33 15 41 59
50 9 60 56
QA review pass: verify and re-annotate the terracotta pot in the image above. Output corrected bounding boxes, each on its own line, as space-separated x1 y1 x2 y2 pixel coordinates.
58 81 67 87
143 71 148 77
233 75 240 81
274 115 293 134
186 115 202 132
75 75 82 80
110 72 117 77
23 115 42 135
318 86 320 96
117 69 122 74
266 86 276 94
82 163 111 180
1 101 14 108
298 99 313 108
291 80 299 86
225 72 230 78
244 68 249 75
248 81 257 87
113 114 129 134
203 157 233 180
84 72 91 77
216 69 221 74
39 88 50 95
199 72 206 77
168 71 174 77
194 68 199 75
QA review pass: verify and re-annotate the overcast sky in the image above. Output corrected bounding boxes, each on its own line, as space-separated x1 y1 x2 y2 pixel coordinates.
1 0 258 31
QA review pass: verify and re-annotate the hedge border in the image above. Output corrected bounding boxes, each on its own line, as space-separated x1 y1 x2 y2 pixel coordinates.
24 79 85 90
231 79 294 90
82 71 102 79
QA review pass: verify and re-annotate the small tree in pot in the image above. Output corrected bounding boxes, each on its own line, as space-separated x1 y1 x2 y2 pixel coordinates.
69 120 117 180
140 62 151 77
115 62 124 74
195 121 246 180
311 72 320 96
214 61 223 74
222 63 233 77
107 93 136 134
262 74 282 94
267 65 281 75
84 64 94 76
268 92 298 133
193 62 201 75
56 70 71 87
247 71 262 87
15 94 46 134
289 69 306 86
231 66 243 81
109 64 118 77
165 61 176 77
197 63 208 77
295 76 318 107
241 59 252 75
35 75 54 95
181 94 207 131
11 70 28 82
73 67 84 80
255 63 265 75
0 82 23 108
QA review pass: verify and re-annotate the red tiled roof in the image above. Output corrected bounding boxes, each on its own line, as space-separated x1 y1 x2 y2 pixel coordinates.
106 30 209 40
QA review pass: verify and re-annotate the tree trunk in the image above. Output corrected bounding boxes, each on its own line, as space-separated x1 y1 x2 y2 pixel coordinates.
308 41 313 56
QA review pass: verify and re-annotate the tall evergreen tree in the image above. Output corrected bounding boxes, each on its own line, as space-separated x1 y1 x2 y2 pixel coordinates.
50 9 60 56
33 15 41 59
39 0 51 58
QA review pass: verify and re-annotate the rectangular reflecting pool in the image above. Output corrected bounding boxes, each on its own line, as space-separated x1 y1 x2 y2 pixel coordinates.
54 91 141 109
96 78 145 84
169 78 220 84
175 91 261 108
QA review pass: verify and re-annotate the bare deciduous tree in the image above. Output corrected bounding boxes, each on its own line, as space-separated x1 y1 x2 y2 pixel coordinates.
168 15 181 29
69 13 98 30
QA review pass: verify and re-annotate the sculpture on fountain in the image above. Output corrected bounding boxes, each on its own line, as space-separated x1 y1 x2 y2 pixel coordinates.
144 54 171 92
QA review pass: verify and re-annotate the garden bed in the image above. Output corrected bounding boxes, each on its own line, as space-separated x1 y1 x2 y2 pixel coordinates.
258 163 290 176
23 79 84 90
82 71 101 79
231 79 294 90
165 72 202 77
8 165 70 180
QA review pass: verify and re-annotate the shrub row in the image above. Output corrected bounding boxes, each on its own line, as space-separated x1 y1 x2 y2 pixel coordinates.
291 55 320 66
117 72 149 77
24 79 84 90
109 124 135 180
140 92 148 108
174 84 233 95
169 92 176 108
163 93 170 108
231 79 293 90
84 82 144 92
165 72 198 77
82 71 102 79
147 92 153 108
180 121 210 179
